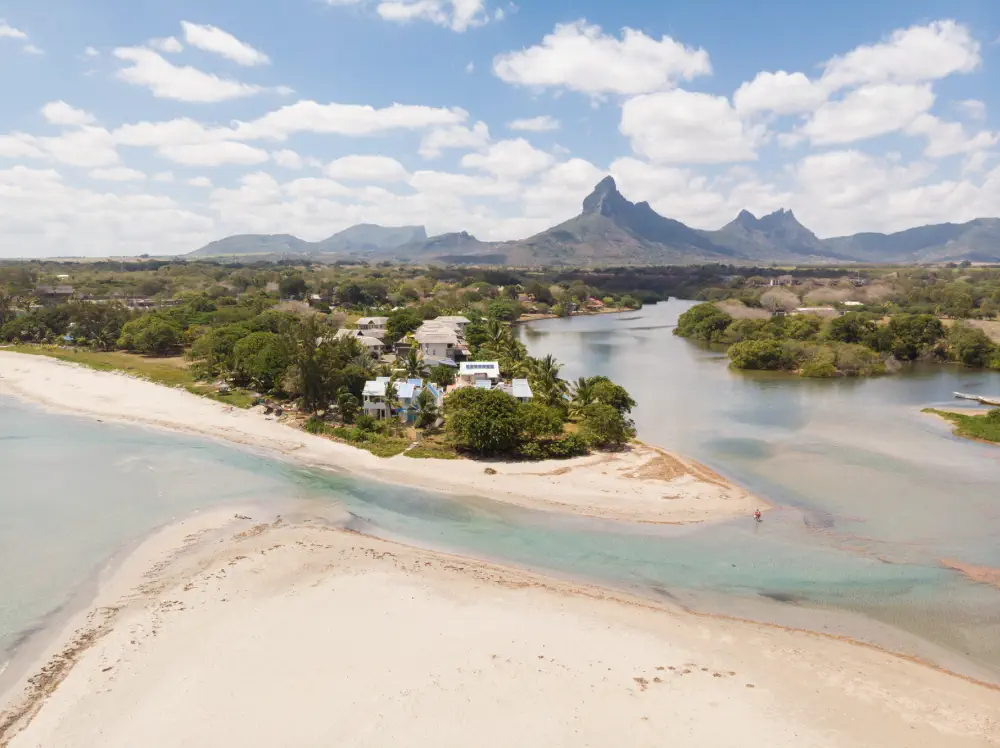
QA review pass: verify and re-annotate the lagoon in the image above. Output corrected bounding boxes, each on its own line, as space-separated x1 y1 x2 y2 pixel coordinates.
2 299 1000 681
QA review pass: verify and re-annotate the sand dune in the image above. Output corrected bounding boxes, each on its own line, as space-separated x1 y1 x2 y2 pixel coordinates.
3 512 998 748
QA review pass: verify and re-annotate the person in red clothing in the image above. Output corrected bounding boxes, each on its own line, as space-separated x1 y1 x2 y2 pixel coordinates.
753 509 762 522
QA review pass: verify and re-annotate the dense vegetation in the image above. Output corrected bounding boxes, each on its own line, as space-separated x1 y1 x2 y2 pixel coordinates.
1 258 636 460
675 302 1000 376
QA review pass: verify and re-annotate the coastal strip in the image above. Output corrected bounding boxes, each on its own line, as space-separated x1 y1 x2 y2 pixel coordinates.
2 511 999 748
0 351 759 525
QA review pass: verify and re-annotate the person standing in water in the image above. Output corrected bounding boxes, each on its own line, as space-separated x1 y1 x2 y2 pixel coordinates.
754 509 761 522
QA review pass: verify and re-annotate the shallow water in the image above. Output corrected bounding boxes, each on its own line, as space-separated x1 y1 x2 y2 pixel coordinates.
2 306 1000 679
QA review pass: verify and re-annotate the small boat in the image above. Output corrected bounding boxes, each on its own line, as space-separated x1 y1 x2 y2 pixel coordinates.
954 392 1000 406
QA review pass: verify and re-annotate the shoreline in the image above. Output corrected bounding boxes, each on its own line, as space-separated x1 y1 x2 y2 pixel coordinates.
0 351 761 525
2 510 999 747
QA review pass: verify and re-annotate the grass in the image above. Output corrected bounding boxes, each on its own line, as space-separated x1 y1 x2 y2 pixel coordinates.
3 344 255 409
923 408 1000 444
304 417 410 457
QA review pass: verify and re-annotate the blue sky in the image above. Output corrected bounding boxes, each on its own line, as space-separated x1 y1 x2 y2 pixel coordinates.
0 0 998 256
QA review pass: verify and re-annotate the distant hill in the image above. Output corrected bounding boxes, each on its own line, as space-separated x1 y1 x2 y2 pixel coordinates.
188 179 1000 266
825 218 1000 263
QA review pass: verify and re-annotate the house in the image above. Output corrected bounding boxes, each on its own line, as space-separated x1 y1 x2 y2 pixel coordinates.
361 377 443 423
414 325 459 360
356 317 388 338
511 378 533 403
333 329 385 356
433 315 470 334
792 307 842 318
459 361 501 383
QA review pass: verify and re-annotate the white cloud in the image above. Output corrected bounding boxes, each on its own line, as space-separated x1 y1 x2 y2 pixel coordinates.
410 170 518 199
520 158 606 219
112 117 232 148
233 100 467 140
152 171 174 182
188 176 213 187
0 19 27 40
0 166 213 258
272 149 305 169
84 46 100 58
23 44 43 56
326 155 410 182
508 115 560 132
376 0 490 32
905 114 998 158
1 127 120 168
820 20 980 92
42 101 97 128
113 47 261 102
800 83 934 145
150 37 183 53
956 99 986 121
620 90 760 164
465 61 474 74
180 21 270 66
493 20 710 96
733 71 826 116
90 167 146 182
461 138 553 179
419 121 490 158
159 142 270 167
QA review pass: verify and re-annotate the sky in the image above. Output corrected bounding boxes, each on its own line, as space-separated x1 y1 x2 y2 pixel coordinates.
0 0 999 257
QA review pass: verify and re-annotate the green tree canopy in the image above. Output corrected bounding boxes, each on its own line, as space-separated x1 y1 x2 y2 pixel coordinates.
444 387 524 455
117 314 183 355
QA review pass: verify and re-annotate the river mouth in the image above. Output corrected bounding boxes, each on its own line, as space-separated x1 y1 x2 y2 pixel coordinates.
3 309 1000 686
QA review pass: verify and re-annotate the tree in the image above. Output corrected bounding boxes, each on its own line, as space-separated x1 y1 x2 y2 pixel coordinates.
386 308 422 344
233 331 290 392
728 339 790 370
337 390 360 424
413 387 439 429
590 377 636 416
284 315 336 412
487 298 520 322
528 354 569 409
760 289 800 313
279 275 307 299
674 302 733 343
948 323 997 367
444 387 524 455
827 312 877 346
117 315 182 355
404 347 424 378
579 403 634 449
428 363 456 388
620 294 641 310
519 402 565 439
569 376 597 418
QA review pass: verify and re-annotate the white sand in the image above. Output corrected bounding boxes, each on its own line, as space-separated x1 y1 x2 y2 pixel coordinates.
2 512 998 748
0 351 757 523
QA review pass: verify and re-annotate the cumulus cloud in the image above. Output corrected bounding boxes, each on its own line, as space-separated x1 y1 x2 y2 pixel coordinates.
733 71 827 116
325 155 410 182
149 36 183 53
377 0 491 32
620 90 760 164
419 121 490 158
0 19 27 40
181 22 270 66
820 20 980 92
508 115 560 132
493 20 710 96
272 149 305 169
904 114 998 158
956 99 986 121
188 176 213 187
461 138 554 180
800 83 935 145
42 101 97 128
113 47 261 102
159 142 270 167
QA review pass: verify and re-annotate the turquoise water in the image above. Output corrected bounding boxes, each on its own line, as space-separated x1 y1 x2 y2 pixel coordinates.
2 305 1000 678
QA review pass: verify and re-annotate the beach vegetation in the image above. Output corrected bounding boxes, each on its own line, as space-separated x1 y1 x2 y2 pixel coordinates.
924 408 1000 444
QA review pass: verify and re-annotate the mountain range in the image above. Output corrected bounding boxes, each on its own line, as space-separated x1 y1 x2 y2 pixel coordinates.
188 178 1000 266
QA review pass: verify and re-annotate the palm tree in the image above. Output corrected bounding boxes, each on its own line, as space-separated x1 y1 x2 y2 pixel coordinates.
485 318 511 348
404 347 424 379
529 354 569 409
413 387 439 429
569 376 597 418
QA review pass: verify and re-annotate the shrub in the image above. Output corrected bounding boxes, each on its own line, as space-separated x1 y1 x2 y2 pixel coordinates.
117 315 183 355
834 343 885 376
674 303 733 343
948 323 997 367
444 387 524 455
728 339 790 370
578 403 634 449
519 402 565 439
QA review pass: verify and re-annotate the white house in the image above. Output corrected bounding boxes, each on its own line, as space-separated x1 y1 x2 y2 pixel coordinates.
414 326 459 360
433 315 470 334
334 329 384 356
362 378 390 418
511 378 533 403
459 361 501 383
356 317 388 338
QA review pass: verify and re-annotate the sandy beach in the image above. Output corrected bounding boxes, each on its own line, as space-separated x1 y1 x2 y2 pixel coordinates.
0 351 757 524
1 511 998 748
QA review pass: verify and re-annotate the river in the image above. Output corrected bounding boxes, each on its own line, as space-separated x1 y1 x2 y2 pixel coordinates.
2 300 1000 683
